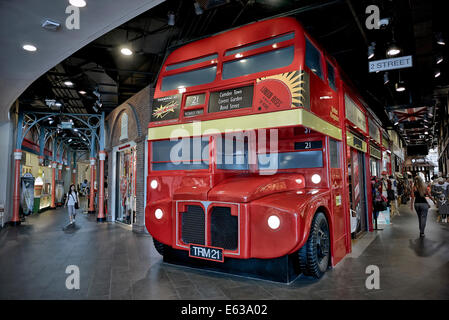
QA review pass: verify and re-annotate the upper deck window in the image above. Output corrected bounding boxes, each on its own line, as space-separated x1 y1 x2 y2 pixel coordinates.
327 61 337 91
222 46 294 80
225 32 294 57
305 37 323 79
161 66 217 92
166 54 218 71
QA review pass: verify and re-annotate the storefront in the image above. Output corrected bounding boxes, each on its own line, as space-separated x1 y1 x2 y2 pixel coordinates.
111 142 137 226
106 95 150 233
368 117 382 178
381 133 391 175
388 129 405 175
21 139 54 213
346 130 369 238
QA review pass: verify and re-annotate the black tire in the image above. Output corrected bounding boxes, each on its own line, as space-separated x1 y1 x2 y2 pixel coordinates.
298 212 330 279
153 238 165 256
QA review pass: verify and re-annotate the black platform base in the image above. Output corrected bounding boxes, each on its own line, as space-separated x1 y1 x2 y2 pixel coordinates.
163 246 301 284
88 210 96 214
97 217 106 222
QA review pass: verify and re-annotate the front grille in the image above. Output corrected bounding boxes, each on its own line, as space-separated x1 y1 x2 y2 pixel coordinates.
210 206 238 250
181 205 205 245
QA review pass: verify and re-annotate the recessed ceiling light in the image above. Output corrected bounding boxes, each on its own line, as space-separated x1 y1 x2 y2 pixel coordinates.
23 44 37 52
78 90 86 95
437 56 443 64
64 81 73 86
69 0 87 8
167 12 175 26
434 70 441 78
120 48 133 56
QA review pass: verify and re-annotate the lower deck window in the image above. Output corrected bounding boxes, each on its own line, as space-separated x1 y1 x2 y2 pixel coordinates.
151 138 209 171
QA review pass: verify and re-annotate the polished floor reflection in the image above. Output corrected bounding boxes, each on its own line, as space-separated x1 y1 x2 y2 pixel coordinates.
0 203 448 300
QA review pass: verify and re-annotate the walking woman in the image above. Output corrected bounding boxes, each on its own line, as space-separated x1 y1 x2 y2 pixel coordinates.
411 176 435 237
64 184 79 224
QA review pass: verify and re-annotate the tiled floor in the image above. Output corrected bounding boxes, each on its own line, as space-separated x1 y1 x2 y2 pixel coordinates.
0 203 448 300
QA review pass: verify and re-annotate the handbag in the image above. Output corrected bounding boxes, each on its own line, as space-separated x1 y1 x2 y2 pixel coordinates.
70 192 79 209
387 189 396 201
374 200 388 212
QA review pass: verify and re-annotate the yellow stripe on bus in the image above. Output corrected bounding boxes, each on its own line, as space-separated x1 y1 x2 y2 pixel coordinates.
148 108 342 141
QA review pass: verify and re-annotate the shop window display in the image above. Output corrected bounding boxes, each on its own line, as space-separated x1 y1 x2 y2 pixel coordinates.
116 146 137 225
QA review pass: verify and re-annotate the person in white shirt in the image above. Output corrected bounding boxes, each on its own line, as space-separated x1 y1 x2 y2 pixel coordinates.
64 184 79 224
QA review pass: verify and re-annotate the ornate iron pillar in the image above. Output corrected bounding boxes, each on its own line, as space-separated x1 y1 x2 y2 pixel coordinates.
88 130 96 214
97 113 106 222
11 113 24 225
51 138 57 209
72 150 77 186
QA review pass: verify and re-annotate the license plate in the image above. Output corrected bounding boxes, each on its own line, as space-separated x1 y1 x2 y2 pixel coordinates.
189 244 224 262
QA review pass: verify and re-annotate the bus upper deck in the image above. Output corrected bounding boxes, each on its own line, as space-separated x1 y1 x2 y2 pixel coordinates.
148 17 343 141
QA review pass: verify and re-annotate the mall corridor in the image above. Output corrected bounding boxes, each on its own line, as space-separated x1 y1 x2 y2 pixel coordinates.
0 204 448 300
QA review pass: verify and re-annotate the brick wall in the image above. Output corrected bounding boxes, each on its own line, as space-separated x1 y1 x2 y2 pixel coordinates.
105 86 154 233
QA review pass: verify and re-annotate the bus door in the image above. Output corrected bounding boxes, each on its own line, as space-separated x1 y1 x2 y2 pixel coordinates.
328 137 347 260
348 147 368 238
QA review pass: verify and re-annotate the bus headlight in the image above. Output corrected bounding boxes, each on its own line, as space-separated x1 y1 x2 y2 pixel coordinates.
155 208 163 220
267 215 280 230
150 179 158 189
311 174 321 184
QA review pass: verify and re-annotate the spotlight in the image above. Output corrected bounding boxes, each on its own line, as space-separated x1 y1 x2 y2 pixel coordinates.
384 72 390 85
78 90 86 95
436 56 443 64
194 1 203 15
378 17 390 29
436 32 445 46
368 42 375 59
434 70 441 78
120 47 133 56
394 121 399 126
387 43 401 56
395 81 406 92
168 12 175 26
68 138 72 142
64 81 73 86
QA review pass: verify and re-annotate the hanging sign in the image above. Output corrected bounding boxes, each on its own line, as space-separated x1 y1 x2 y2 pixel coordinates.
59 121 73 129
369 55 413 73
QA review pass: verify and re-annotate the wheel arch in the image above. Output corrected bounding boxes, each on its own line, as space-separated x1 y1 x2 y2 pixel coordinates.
293 199 333 260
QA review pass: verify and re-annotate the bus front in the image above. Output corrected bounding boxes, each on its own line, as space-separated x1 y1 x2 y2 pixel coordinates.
145 17 345 281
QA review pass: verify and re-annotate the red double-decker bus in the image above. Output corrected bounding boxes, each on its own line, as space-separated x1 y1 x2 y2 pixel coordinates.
146 17 379 282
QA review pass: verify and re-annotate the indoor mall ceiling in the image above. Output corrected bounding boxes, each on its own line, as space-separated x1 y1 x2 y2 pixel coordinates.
0 0 165 122
8 0 449 149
